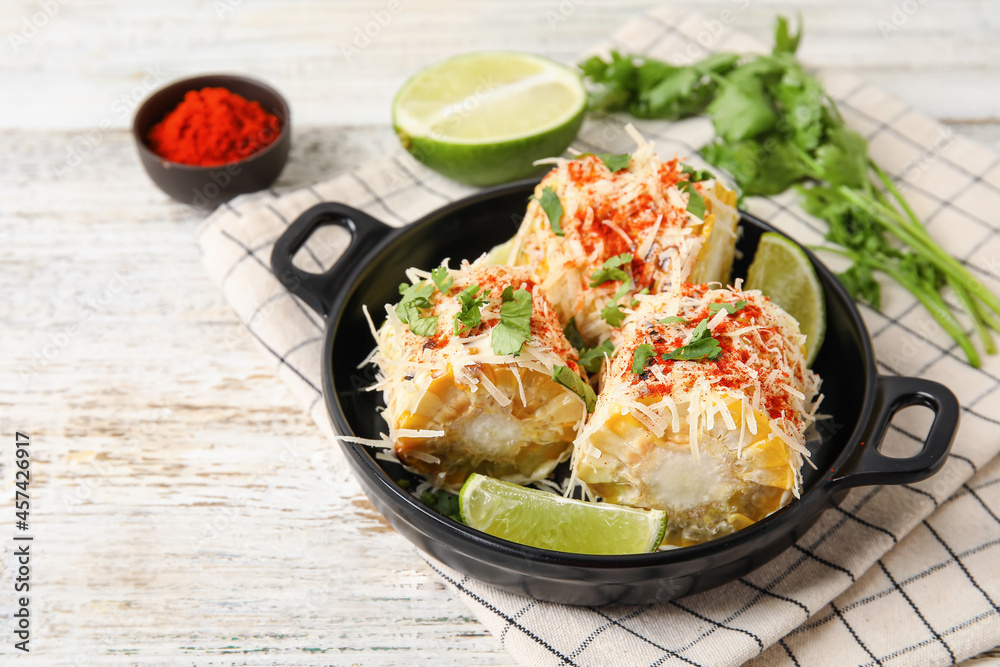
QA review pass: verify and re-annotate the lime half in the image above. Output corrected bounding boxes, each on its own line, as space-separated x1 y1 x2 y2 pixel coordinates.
745 232 826 366
459 473 667 555
393 52 586 186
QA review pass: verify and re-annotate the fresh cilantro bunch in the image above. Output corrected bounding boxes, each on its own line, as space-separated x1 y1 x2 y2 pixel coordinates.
580 17 1000 367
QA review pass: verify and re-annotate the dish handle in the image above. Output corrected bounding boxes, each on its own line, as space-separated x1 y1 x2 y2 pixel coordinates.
270 203 394 317
828 375 960 491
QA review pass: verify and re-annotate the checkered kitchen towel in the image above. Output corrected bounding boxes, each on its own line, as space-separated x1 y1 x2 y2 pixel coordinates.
197 6 1000 666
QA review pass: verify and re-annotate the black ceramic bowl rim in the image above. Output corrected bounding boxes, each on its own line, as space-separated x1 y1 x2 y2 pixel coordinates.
270 179 959 602
132 73 290 171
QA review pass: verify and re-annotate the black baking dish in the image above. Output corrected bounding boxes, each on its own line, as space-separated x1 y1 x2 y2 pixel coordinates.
270 178 959 606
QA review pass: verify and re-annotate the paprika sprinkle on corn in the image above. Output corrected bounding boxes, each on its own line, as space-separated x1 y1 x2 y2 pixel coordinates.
146 87 282 167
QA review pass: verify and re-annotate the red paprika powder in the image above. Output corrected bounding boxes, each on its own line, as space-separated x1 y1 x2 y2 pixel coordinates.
146 87 282 167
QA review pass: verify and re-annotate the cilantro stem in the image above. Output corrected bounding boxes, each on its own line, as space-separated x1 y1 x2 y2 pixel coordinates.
947 275 996 355
871 162 926 235
823 246 980 366
837 187 1000 319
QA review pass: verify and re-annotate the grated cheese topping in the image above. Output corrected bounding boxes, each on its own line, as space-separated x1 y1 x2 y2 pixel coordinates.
503 126 740 347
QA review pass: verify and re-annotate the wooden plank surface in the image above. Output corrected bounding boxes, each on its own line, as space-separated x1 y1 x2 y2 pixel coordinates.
1 0 999 664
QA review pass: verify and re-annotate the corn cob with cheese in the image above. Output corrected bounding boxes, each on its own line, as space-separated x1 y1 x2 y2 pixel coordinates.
505 128 739 349
366 262 590 492
571 283 822 547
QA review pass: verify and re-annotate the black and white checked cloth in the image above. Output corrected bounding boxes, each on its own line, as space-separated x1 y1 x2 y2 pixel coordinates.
197 7 1000 665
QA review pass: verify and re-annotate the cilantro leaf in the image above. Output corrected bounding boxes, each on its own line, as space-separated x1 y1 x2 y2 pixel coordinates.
408 315 438 337
662 337 722 361
601 303 628 327
491 286 532 356
453 285 489 334
395 281 435 325
596 152 631 172
535 187 564 237
657 316 687 324
578 338 614 374
420 489 461 522
707 299 747 315
701 136 809 197
707 70 777 143
631 343 656 374
430 265 453 293
552 365 597 413
837 263 882 309
813 126 869 188
773 61 825 151
563 317 587 352
688 317 711 342
681 163 714 182
773 15 802 55
633 53 739 119
677 181 706 219
578 51 638 113
661 317 722 361
600 279 633 327
589 253 633 287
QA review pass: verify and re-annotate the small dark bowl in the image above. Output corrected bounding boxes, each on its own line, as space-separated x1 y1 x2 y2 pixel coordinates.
270 180 959 606
133 74 291 208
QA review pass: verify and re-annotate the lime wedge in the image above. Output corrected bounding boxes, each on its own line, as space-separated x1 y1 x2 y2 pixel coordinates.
393 52 586 186
481 237 514 265
745 232 826 366
459 473 667 555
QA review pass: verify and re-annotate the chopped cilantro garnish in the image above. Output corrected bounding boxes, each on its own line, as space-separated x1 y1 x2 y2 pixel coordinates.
408 315 438 337
564 317 613 373
395 280 437 336
431 264 453 293
453 285 490 334
578 338 614 374
596 152 631 172
662 337 721 361
631 343 656 374
553 365 597 413
535 187 564 236
707 299 747 315
661 317 721 361
677 181 707 219
680 163 714 182
421 489 461 522
563 317 587 352
600 279 633 327
491 286 532 356
657 316 687 324
589 253 633 287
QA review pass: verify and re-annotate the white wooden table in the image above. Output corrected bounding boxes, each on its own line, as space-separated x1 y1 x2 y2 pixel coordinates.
2 1 998 664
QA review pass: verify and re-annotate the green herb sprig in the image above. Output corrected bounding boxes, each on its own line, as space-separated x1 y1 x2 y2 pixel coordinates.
491 286 533 356
662 318 721 361
708 299 747 316
535 186 565 236
563 317 614 373
580 17 1000 367
631 343 656 374
454 285 490 334
589 253 633 287
553 365 598 412
396 281 437 337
